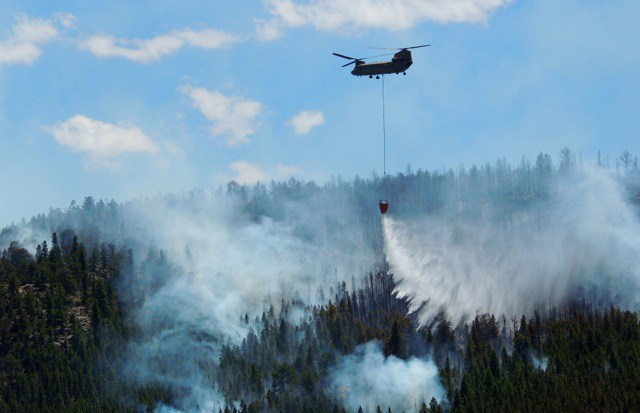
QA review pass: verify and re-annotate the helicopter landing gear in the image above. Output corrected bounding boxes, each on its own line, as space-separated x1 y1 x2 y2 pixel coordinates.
369 75 373 78
376 75 380 79
403 72 406 75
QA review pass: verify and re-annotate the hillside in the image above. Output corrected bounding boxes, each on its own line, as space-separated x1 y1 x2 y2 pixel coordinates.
2 151 640 412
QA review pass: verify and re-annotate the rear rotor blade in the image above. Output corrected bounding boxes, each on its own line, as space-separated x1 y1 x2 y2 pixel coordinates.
361 52 395 60
341 60 356 67
333 52 356 60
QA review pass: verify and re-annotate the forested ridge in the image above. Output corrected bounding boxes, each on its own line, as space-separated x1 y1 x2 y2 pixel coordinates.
2 149 640 412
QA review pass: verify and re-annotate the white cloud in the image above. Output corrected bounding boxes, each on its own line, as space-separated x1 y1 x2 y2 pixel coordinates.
258 0 511 38
255 19 285 41
179 85 263 146
80 34 183 63
46 115 159 167
53 12 76 29
0 14 72 65
178 28 240 49
80 28 240 63
287 110 324 135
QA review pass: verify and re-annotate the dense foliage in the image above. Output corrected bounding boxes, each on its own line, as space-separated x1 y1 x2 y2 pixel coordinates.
453 306 640 412
0 235 129 411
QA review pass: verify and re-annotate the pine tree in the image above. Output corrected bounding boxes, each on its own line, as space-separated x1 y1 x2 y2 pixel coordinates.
384 320 404 358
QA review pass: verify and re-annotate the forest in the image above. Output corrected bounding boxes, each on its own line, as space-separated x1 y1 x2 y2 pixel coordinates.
2 148 640 412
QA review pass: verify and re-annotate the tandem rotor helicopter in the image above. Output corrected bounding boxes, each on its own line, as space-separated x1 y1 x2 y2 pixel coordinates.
333 44 430 78
333 44 430 214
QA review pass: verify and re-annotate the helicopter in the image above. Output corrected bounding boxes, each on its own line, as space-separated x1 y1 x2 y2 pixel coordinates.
333 44 429 78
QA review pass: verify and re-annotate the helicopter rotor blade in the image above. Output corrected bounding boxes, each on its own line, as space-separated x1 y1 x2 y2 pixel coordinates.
333 52 357 60
405 44 430 50
333 49 403 68
361 52 395 60
367 44 431 51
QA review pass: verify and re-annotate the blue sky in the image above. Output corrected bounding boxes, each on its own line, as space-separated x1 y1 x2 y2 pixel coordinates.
1 0 639 225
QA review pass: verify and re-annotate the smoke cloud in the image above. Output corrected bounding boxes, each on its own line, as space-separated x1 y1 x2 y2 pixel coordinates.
0 224 48 253
385 168 640 326
120 189 377 410
328 341 444 413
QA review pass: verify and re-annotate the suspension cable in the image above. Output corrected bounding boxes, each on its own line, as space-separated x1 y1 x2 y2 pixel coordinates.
382 75 386 176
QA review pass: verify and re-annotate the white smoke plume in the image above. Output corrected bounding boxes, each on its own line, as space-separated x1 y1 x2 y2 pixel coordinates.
119 189 377 411
328 341 444 413
384 167 640 326
0 224 48 253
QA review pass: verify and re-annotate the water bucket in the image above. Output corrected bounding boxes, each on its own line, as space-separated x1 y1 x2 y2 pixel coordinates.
379 200 389 214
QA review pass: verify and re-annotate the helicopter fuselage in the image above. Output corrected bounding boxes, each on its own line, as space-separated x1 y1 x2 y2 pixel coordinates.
352 50 413 77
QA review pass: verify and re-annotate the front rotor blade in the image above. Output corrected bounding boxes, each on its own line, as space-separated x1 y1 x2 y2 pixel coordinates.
405 44 430 49
333 52 356 60
341 60 356 67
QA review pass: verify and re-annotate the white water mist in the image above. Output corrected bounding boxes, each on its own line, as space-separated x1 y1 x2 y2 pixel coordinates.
384 168 640 326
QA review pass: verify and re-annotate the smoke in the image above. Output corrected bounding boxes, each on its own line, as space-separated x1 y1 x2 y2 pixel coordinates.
532 354 549 370
0 223 48 253
328 341 444 413
119 189 377 411
384 168 640 326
